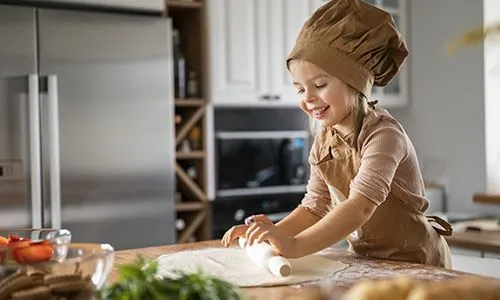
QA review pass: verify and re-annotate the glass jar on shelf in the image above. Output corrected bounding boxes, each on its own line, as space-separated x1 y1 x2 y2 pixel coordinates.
188 126 201 150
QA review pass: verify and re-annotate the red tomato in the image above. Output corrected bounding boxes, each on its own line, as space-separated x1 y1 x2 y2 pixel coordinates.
0 239 5 264
8 235 30 244
8 235 21 243
13 244 54 263
8 240 30 250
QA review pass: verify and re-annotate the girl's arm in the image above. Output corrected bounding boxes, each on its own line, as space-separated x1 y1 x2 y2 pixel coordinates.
292 191 376 257
276 162 332 237
245 191 376 258
275 206 321 237
222 164 330 247
290 125 408 256
246 125 408 258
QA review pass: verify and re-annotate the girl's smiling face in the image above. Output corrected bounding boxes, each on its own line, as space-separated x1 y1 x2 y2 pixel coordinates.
289 60 357 132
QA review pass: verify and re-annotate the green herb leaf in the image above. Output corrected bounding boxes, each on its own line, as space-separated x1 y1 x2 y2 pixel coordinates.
98 255 245 300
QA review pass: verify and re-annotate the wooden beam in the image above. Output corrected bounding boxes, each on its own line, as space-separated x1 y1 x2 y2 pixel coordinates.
175 163 208 202
166 0 203 9
175 105 205 146
175 201 205 212
175 98 205 107
176 151 205 159
178 210 206 243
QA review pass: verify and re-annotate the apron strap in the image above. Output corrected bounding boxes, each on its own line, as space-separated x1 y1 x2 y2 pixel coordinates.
427 215 453 236
367 100 378 109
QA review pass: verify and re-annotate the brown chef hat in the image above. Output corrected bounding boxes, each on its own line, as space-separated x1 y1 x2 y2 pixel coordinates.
287 0 408 98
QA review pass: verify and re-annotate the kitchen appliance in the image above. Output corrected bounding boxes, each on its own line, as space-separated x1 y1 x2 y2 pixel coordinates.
215 130 309 197
0 4 176 250
212 193 304 239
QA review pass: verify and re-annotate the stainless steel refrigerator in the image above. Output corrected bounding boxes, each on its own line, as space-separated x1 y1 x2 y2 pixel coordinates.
0 4 176 250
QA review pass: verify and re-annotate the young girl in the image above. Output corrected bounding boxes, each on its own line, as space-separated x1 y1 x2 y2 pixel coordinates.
222 0 452 268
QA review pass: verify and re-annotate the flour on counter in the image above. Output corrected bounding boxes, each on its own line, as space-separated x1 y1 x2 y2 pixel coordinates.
155 247 349 288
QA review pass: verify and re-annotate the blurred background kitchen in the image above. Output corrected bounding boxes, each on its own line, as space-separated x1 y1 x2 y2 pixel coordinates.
1 0 499 278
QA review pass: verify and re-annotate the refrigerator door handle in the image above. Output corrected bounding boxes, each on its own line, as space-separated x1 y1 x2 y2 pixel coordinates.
28 74 42 228
47 75 61 229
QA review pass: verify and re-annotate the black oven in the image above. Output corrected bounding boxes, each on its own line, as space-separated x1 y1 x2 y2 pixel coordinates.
211 193 305 239
211 107 311 239
214 130 310 198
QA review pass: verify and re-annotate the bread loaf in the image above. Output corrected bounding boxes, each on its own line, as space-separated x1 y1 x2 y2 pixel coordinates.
342 276 500 300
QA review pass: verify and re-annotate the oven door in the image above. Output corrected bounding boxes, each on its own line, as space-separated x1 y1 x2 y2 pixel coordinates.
215 130 309 198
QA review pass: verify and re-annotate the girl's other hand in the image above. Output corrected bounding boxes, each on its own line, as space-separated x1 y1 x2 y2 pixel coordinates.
220 215 273 247
221 224 249 247
245 214 273 226
245 219 299 258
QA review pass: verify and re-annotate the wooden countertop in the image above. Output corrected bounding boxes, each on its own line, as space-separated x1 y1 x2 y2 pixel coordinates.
474 193 500 205
109 240 485 300
446 230 500 254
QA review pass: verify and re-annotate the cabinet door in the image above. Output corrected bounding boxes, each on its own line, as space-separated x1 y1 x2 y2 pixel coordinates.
208 0 268 106
39 0 164 12
369 0 409 107
270 0 317 107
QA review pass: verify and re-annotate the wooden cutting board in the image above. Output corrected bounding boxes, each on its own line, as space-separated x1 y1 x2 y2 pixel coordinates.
453 218 500 232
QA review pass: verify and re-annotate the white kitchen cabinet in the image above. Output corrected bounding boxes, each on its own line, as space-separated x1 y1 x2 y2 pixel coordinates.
40 0 164 12
207 0 268 106
208 0 320 107
270 0 325 106
207 0 409 108
364 0 409 107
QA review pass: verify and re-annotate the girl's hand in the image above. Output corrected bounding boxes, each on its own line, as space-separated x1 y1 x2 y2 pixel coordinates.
221 224 248 247
220 214 272 247
245 219 299 258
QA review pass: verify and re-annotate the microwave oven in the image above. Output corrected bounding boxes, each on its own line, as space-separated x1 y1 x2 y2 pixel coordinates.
214 130 310 198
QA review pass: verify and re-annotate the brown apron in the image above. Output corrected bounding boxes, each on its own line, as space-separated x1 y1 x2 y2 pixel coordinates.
312 126 453 268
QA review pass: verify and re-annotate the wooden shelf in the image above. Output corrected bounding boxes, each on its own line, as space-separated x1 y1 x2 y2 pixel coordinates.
175 163 208 202
176 151 205 159
169 0 211 244
175 98 205 107
166 0 203 8
474 193 500 205
175 105 205 146
175 201 205 212
177 210 207 243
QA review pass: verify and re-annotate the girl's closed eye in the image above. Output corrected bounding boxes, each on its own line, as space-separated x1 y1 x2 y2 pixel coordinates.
296 83 326 94
315 82 327 89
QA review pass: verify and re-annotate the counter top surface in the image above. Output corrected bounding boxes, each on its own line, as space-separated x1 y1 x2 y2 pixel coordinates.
109 240 488 299
446 230 500 254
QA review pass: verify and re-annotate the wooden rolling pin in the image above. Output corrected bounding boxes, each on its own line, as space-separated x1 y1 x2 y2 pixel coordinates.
238 238 292 277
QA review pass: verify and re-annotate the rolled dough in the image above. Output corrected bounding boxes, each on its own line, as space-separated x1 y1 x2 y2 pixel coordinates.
155 247 349 287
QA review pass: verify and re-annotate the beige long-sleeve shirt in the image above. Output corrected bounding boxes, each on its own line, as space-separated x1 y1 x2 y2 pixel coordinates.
300 108 430 218
298 108 451 268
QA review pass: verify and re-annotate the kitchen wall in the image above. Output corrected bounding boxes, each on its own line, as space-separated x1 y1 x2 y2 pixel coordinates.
484 0 500 194
390 0 500 214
